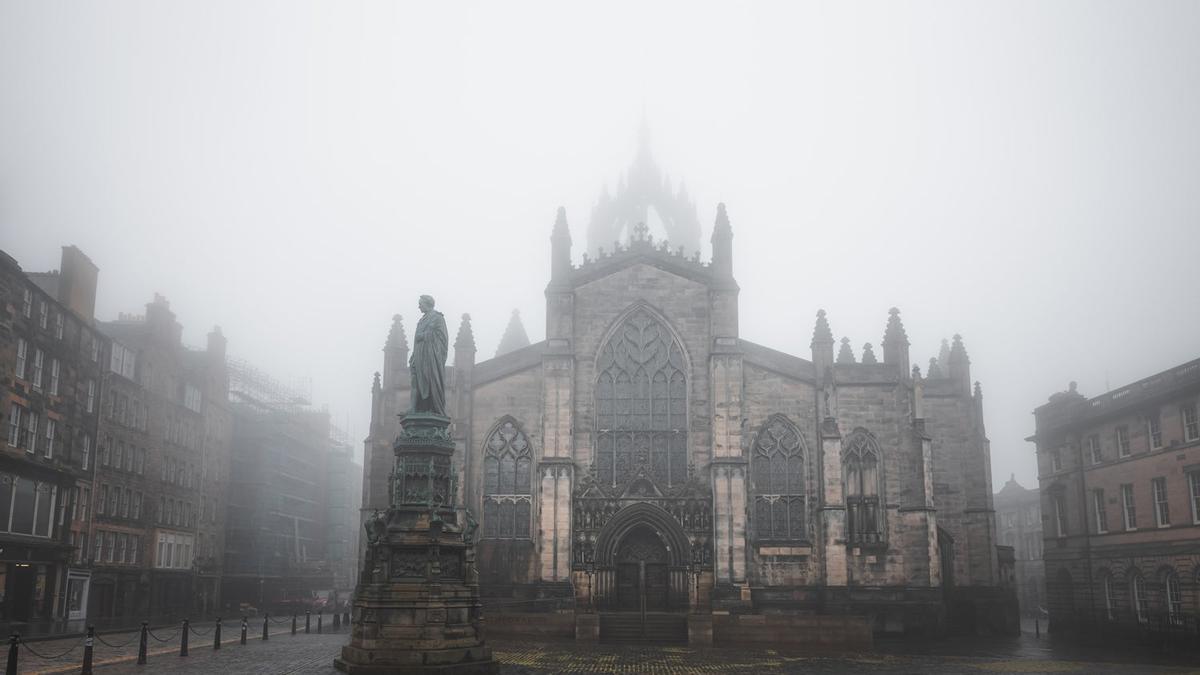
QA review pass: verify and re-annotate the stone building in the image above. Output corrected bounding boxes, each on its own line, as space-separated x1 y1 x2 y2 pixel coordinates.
95 295 232 619
1032 359 1200 635
362 149 1012 637
994 475 1044 615
1 247 104 627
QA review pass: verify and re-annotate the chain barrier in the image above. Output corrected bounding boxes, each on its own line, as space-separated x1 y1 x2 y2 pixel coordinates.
270 614 293 624
147 627 180 643
189 623 213 636
93 632 139 649
18 637 84 661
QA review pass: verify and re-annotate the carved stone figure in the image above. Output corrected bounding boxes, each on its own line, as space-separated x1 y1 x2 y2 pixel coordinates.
365 509 387 545
408 295 448 416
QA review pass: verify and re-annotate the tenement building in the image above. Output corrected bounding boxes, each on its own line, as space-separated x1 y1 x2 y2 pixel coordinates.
994 475 1045 615
362 145 1013 637
1033 360 1200 635
1 247 104 626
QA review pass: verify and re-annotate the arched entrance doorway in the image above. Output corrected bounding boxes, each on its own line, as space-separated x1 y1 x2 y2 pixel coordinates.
615 525 670 612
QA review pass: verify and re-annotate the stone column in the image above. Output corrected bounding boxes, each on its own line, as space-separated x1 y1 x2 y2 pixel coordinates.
710 346 747 591
820 417 847 587
538 459 573 582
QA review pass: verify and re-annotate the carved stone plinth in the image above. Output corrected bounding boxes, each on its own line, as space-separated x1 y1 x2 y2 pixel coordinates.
336 414 497 674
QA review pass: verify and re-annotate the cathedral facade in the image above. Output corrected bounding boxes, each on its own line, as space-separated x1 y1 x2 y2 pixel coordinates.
362 152 1012 635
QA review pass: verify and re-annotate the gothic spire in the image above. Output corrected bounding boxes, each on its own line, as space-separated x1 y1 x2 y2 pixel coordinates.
811 309 834 347
881 307 910 376
861 343 878 364
928 357 943 379
836 337 856 364
455 313 476 352
550 206 572 282
938 338 951 370
386 314 408 352
882 307 909 346
710 203 733 279
496 309 531 357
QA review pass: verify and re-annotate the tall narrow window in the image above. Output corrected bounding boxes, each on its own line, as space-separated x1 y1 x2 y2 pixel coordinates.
1088 436 1101 464
1051 447 1063 473
1103 574 1116 620
1116 426 1131 457
49 359 59 395
22 289 32 317
44 419 55 459
751 416 807 542
1152 477 1169 527
1121 483 1137 530
86 380 96 413
38 301 47 329
1147 413 1162 450
481 419 533 539
25 412 38 455
1053 493 1068 537
1189 471 1200 525
7 405 21 447
15 339 27 380
31 349 44 390
1165 572 1182 622
594 308 687 491
81 434 91 471
1130 573 1147 623
844 429 883 544
1183 404 1200 442
1092 489 1107 534
54 313 63 340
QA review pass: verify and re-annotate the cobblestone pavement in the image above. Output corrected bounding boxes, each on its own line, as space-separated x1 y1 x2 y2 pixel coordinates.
12 628 1200 674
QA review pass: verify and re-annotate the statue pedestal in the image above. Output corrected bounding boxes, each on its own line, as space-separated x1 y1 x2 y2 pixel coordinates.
335 414 497 674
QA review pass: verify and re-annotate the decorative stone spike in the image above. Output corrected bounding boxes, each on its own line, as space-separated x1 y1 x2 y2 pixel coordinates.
811 309 834 347
949 334 969 363
495 309 531 358
861 343 878 364
836 337 856 364
928 357 943 379
938 339 951 368
882 307 909 346
386 314 408 351
455 313 476 351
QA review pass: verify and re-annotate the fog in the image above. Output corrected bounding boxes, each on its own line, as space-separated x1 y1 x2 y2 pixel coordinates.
2 1 1198 491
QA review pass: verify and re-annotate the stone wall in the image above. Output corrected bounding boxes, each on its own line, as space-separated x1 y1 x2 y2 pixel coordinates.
713 613 872 649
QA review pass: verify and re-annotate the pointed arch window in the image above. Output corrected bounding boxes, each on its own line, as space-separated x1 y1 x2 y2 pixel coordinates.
751 416 807 542
482 419 532 540
843 429 884 545
594 308 687 490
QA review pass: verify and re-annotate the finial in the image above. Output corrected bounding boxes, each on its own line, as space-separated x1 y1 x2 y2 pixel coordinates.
811 309 834 347
496 309 531 357
882 307 909 346
938 338 951 367
712 202 732 240
912 365 922 379
455 313 475 351
386 314 408 351
836 337 856 364
552 206 571 241
974 381 982 397
861 343 878 364
372 371 381 391
949 334 968 362
928 357 943 378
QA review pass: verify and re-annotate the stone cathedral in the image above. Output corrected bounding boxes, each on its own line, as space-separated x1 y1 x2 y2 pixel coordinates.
361 142 1014 637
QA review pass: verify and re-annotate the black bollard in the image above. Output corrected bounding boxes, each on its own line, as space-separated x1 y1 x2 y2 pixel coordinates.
240 617 247 646
137 622 148 665
6 633 18 675
1035 617 1041 638
263 614 269 641
317 611 323 634
333 611 341 629
305 610 311 634
291 614 297 635
343 610 350 626
82 626 95 675
213 618 222 650
180 620 189 657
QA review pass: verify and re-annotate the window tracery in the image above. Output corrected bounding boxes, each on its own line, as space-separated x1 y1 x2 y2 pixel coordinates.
594 308 687 490
843 428 884 544
751 416 807 542
482 419 532 539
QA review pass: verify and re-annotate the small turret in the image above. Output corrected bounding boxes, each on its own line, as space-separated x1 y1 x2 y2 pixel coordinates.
938 339 951 371
861 343 878 364
496 309 531 357
454 313 476 368
382 314 409 389
811 309 835 382
836 337 856 364
881 307 910 377
948 333 971 393
710 203 733 280
551 206 572 282
927 357 943 379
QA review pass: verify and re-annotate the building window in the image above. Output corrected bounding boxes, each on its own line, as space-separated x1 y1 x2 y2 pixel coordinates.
1121 483 1137 530
7 405 21 447
1189 471 1200 525
22 288 32 317
86 380 96 413
183 384 203 413
1053 493 1068 537
81 434 91 471
1130 572 1147 623
97 485 107 515
1184 404 1200 442
1147 413 1162 450
49 359 60 396
1164 571 1182 622
844 428 884 544
1116 426 1130 457
1051 448 1063 473
31 349 44 390
90 335 99 363
15 339 27 380
1152 477 1170 527
132 492 142 520
1088 436 1101 464
54 312 63 340
24 412 39 455
481 419 532 539
93 531 103 562
0 475 57 537
44 419 55 459
1092 489 1107 534
38 300 48 329
751 415 808 542
594 307 688 491
105 532 115 563
116 533 126 563
1102 574 1116 620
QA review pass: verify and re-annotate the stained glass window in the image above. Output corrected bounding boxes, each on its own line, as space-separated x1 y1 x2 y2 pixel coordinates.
751 416 807 541
595 309 687 489
844 429 883 544
482 419 532 539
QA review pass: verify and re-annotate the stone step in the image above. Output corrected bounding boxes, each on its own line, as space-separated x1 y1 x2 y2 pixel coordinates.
599 613 687 644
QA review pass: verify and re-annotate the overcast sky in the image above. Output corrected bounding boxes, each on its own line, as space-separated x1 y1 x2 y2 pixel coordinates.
2 1 1198 490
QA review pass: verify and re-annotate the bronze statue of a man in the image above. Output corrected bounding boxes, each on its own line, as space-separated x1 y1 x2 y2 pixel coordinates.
409 294 448 416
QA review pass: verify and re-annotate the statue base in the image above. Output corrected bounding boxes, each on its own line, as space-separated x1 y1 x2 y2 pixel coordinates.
335 414 496 674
